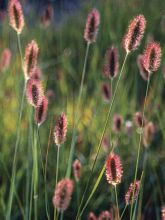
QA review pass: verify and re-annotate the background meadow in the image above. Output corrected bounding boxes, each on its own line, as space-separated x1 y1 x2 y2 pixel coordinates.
0 0 165 219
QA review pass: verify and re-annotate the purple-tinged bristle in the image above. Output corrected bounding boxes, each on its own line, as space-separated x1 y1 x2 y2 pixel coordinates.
34 96 48 126
125 181 140 205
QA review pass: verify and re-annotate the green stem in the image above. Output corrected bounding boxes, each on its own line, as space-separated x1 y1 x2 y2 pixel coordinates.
120 205 128 220
130 77 150 220
76 53 128 220
115 186 120 220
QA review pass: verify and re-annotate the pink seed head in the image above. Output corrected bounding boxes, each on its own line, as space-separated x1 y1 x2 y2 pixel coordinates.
84 8 100 43
87 212 97 220
102 83 111 102
54 113 68 147
26 78 43 107
8 0 24 34
142 41 161 74
137 55 150 81
73 159 82 182
103 46 119 79
143 121 155 148
123 15 146 54
0 48 12 72
162 206 165 220
41 5 53 27
24 40 39 80
133 112 146 127
125 181 140 205
98 211 111 220
112 114 123 133
105 153 123 186
52 178 74 212
34 96 48 126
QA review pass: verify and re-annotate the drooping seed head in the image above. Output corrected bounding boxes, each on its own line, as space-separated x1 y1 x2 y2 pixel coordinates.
8 0 24 34
162 206 165 220
98 211 111 220
103 46 119 79
102 83 111 102
52 178 74 212
142 42 161 74
105 153 123 186
24 40 39 80
137 55 150 81
73 159 82 182
34 96 48 126
0 48 12 72
87 212 97 220
123 15 146 54
26 78 43 107
143 121 155 148
112 114 123 133
125 181 140 205
84 8 100 43
133 112 146 127
54 113 68 147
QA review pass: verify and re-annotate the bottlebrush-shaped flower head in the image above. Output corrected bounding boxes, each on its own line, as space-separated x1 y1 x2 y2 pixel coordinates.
143 121 155 148
102 83 111 102
54 113 68 147
87 212 97 220
84 8 100 43
142 42 161 74
41 4 53 27
123 15 146 53
8 0 24 34
137 55 150 81
162 206 165 220
105 153 123 186
0 48 12 72
52 178 74 212
133 111 146 128
24 40 39 80
26 78 43 107
34 96 48 126
103 46 119 79
98 211 111 220
73 159 82 182
112 114 123 133
125 181 140 205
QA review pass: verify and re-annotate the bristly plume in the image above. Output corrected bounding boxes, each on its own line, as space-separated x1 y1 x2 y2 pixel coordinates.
112 114 123 133
54 113 68 147
87 212 97 220
105 153 123 186
125 181 140 205
103 46 119 79
84 8 100 43
98 211 111 220
41 4 53 27
26 78 43 107
137 55 150 81
8 0 24 34
123 15 146 54
52 178 74 212
142 42 161 74
34 96 48 126
0 48 12 72
133 111 146 128
162 206 165 220
143 121 155 148
24 40 39 80
73 159 82 182
102 83 111 102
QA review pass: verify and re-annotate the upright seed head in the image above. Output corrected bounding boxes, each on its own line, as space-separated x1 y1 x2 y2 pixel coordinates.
8 0 24 34
0 48 12 72
34 96 48 126
54 113 68 147
123 15 146 54
98 211 111 220
162 206 165 220
84 8 100 43
87 212 97 220
137 55 150 81
112 114 123 133
24 40 39 80
52 178 74 212
105 153 123 186
26 78 43 107
41 4 53 27
101 83 111 102
143 121 155 148
133 111 146 128
125 181 140 205
142 42 161 74
103 46 119 79
73 159 82 182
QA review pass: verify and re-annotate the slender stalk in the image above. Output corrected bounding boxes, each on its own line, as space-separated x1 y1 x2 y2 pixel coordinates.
115 186 120 220
120 205 128 220
54 146 60 220
76 53 128 220
66 42 90 178
130 77 150 220
6 34 25 220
